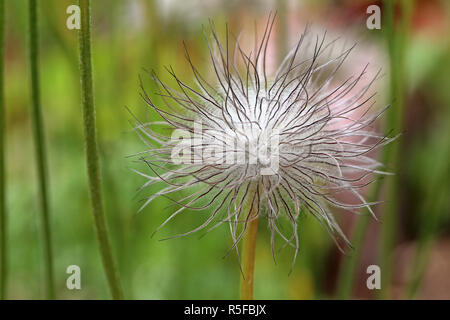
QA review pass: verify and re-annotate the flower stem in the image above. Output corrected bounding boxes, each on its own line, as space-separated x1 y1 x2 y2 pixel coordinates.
336 216 370 299
77 0 123 300
378 0 412 299
0 0 6 300
28 0 54 299
240 204 259 300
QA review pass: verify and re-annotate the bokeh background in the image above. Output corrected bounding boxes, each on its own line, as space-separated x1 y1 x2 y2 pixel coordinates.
2 0 450 299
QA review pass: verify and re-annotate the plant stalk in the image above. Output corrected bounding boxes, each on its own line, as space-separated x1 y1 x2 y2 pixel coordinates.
0 0 6 300
28 0 54 299
240 204 259 300
378 0 412 299
336 214 370 299
77 0 123 299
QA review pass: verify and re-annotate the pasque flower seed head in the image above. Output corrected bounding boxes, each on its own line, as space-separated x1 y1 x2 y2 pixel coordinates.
131 15 394 263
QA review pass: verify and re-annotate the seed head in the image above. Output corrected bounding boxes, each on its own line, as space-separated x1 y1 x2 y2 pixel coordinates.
131 15 394 264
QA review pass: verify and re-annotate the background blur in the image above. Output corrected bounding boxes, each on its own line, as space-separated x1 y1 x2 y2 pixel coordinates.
3 0 450 299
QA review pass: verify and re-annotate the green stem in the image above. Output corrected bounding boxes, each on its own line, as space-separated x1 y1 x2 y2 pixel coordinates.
28 0 54 299
240 204 259 300
378 0 412 299
77 0 123 300
0 0 6 300
378 0 399 299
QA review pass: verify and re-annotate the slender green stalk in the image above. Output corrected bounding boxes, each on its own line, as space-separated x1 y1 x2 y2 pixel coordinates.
240 204 259 300
378 0 399 299
336 218 370 299
378 0 412 299
28 0 54 299
77 0 123 299
0 0 6 300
